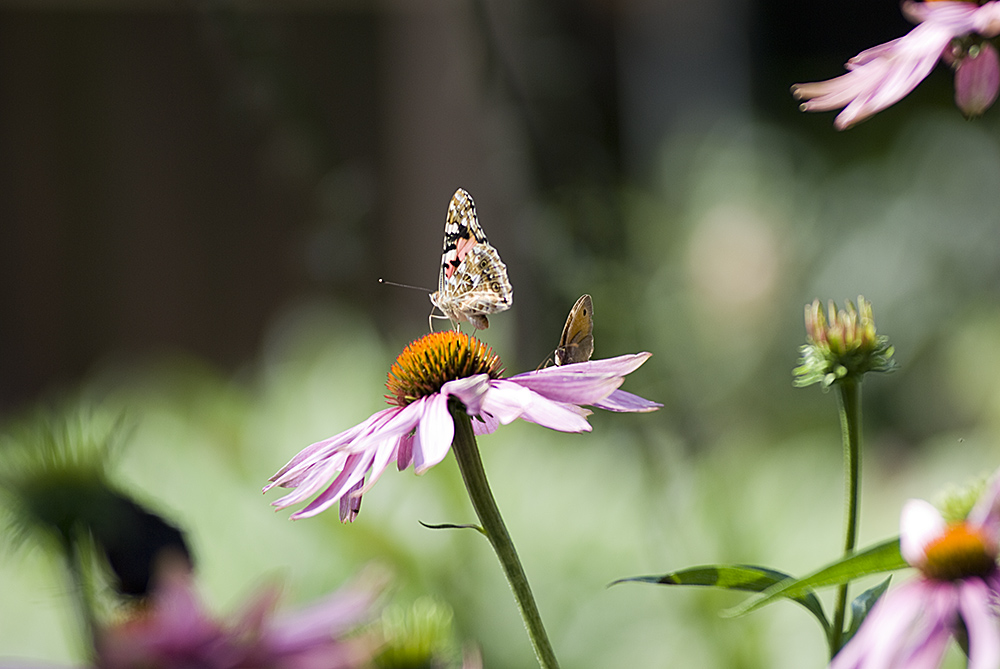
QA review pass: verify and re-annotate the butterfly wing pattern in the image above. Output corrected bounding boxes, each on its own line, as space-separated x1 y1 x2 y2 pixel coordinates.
554 294 595 365
429 188 513 330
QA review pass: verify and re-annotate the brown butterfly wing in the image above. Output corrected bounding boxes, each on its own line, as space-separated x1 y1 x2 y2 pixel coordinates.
554 294 594 366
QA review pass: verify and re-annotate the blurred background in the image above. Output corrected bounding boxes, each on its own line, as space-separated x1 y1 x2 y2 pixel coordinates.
2 0 1000 666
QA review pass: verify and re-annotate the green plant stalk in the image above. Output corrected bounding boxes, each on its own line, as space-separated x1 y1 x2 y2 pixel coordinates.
62 533 98 661
448 401 560 669
830 379 862 657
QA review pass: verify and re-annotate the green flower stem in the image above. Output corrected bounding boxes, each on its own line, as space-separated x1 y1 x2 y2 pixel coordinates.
448 401 560 669
830 379 862 657
62 534 98 661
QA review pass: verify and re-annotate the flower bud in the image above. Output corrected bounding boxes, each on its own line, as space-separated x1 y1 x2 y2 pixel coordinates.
794 296 896 388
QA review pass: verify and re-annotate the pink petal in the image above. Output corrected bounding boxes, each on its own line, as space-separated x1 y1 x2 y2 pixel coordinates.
793 3 980 129
265 410 390 490
482 381 593 432
895 584 959 669
396 432 414 471
973 1 1000 36
831 579 931 668
339 479 364 523
959 578 1000 669
442 374 492 416
472 412 500 436
968 467 1000 535
900 499 946 566
266 580 380 650
903 0 980 26
508 353 652 405
291 451 373 519
412 392 454 474
517 397 594 432
592 389 662 413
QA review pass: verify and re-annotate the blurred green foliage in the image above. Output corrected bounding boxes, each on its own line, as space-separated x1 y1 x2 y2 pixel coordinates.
3 112 1000 668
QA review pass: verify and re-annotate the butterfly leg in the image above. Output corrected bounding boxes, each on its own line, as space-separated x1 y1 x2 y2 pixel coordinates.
428 311 455 332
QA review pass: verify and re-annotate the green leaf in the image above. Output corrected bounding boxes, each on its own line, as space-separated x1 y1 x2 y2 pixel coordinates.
612 564 829 634
725 538 907 618
418 521 485 535
843 576 892 646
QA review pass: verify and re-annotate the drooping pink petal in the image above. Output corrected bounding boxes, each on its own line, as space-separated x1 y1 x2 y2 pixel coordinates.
903 0 981 26
341 400 424 456
442 374 493 416
412 391 455 474
482 380 593 432
592 389 662 413
396 432 414 471
967 469 1000 534
265 579 380 651
894 584 959 669
472 411 500 436
972 1 1000 36
291 451 375 519
959 578 1000 669
339 479 364 523
508 353 653 406
265 409 391 490
900 499 947 566
830 579 931 668
357 436 398 495
793 2 982 129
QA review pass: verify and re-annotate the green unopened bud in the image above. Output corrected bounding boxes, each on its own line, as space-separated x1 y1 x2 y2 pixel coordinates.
793 296 896 388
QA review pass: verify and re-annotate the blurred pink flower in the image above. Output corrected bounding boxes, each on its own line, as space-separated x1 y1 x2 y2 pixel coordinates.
792 1 1000 129
265 331 659 520
831 473 1000 669
97 564 381 669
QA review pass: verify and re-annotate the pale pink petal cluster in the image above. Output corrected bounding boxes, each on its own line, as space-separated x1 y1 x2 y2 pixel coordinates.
266 354 659 520
793 1 1000 128
831 472 1000 669
97 564 380 669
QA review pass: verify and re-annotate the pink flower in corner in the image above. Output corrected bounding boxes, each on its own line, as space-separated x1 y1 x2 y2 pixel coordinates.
97 562 383 669
265 331 659 521
792 1 1000 129
831 472 1000 669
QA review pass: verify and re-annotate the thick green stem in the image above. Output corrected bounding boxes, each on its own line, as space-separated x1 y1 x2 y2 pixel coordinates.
830 379 862 657
62 533 98 661
448 401 560 669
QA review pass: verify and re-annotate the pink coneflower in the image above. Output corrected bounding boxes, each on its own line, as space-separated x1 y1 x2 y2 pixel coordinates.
792 1 1000 129
830 474 1000 669
265 330 658 521
97 560 382 669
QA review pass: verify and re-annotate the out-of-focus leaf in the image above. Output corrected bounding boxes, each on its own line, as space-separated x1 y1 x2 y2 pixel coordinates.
612 564 829 634
726 538 906 617
843 576 892 646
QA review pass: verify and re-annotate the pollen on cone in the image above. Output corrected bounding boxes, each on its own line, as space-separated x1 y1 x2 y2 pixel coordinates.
385 331 503 407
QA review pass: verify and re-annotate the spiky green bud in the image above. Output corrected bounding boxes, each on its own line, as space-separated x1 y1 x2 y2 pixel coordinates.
793 296 896 388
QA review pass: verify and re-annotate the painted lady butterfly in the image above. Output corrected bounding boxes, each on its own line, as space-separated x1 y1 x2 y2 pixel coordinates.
429 188 513 330
554 294 594 366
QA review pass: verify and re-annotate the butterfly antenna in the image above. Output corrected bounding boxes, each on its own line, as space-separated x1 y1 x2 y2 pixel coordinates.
378 278 431 292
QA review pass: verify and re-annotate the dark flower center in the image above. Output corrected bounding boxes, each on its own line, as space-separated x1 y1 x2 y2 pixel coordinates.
385 331 503 407
921 523 998 581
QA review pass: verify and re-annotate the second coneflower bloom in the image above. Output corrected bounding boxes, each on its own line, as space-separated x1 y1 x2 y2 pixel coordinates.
792 1 1000 128
265 331 659 520
831 472 1000 669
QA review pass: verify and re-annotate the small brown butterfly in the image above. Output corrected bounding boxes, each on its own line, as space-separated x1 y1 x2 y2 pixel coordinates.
554 294 595 366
